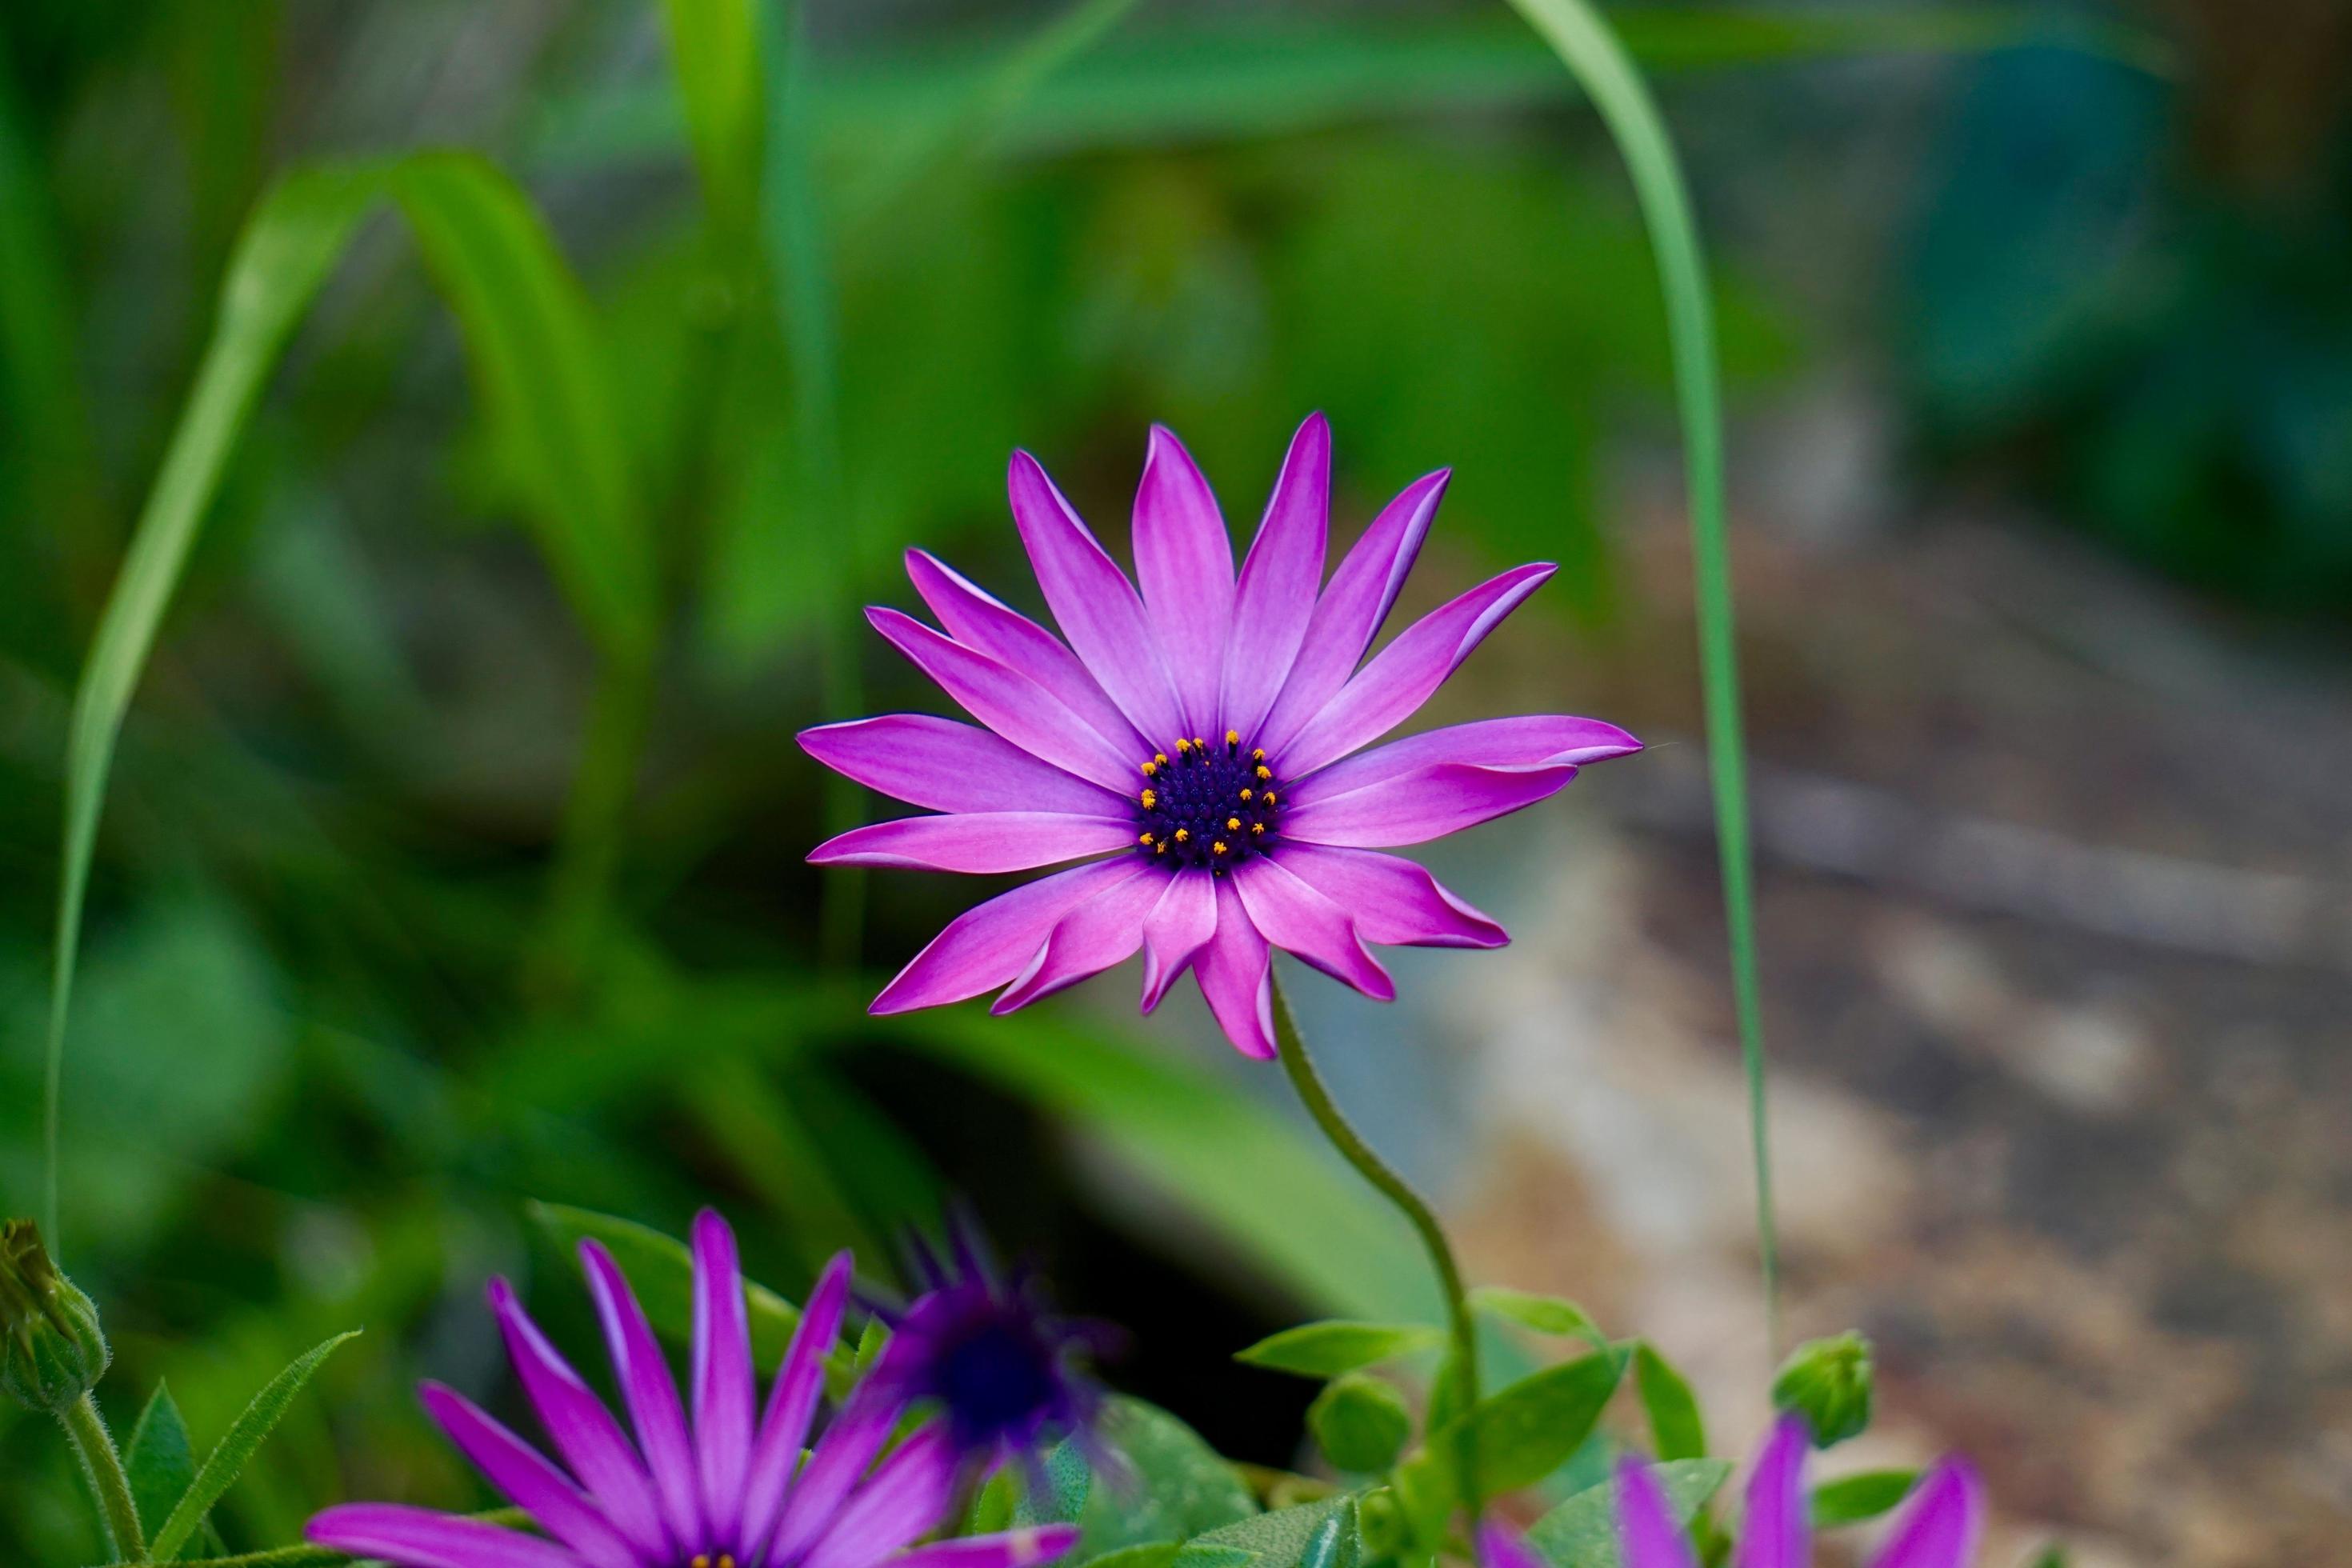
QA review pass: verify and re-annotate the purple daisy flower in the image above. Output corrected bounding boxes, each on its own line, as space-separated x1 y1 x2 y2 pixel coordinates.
872 1225 1109 1477
308 1211 1082 1568
799 414 1641 1058
1470 1414 1984 1568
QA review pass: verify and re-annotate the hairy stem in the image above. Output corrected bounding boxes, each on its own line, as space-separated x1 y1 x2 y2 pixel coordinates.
59 1390 146 1561
1269 973 1482 1514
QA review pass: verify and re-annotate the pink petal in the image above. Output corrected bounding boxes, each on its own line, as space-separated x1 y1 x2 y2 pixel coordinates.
809 813 1134 874
1277 562 1555 777
1281 762 1578 848
868 606 1138 794
1194 878 1275 1058
1270 846 1507 948
766 1371 912 1566
993 863 1166 1013
1737 1414 1810 1568
1477 1522 1550 1568
1256 469 1448 756
906 550 1149 759
1866 1458 1984 1568
1138 871 1218 1011
1007 451 1188 744
306 1505 588 1568
1218 414 1331 744
488 1279 670 1561
690 1211 755 1547
1289 714 1642 804
870 858 1150 1014
418 1386 638 1568
1231 858 1394 1000
579 1240 704 1548
1614 1457 1701 1568
797 1426 956 1568
1133 426 1234 735
740 1251 852 1559
891 1526 1085 1568
797 714 1123 817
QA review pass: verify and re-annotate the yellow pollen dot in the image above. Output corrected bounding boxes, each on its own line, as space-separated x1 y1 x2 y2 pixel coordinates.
1194 737 1206 750
1155 841 1167 854
1212 841 1228 855
1251 822 1265 834
1226 730 1240 746
1175 738 1190 753
1139 832 1154 846
1263 790 1277 806
1174 829 1189 842
1154 752 1168 766
722 1558 738 1568
691 1558 710 1568
1226 817 1241 831
1239 788 1252 802
1141 790 1156 809
1141 761 1156 777
1253 748 1266 761
1256 765 1272 779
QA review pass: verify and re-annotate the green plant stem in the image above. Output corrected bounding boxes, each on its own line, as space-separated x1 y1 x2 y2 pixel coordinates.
537 647 655 986
1502 0 1779 1351
1268 974 1482 1514
60 1391 146 1562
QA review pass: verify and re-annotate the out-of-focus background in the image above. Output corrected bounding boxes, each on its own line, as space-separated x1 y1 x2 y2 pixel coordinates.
3 2 2349 1563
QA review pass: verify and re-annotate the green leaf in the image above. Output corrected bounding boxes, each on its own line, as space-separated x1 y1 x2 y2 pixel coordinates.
1446 1348 1629 1495
662 0 762 233
1308 1373 1412 1474
1632 1342 1706 1462
1296 1505 1359 1568
1471 1287 1607 1346
1389 1444 1455 1554
1526 1459 1729 1568
1810 1469 1918 1528
1073 1398 1258 1555
1179 1498 1351 1568
1235 1322 1444 1378
1082 1547 1186 1568
1500 0 1779 1334
149 1331 359 1562
126 1382 199 1551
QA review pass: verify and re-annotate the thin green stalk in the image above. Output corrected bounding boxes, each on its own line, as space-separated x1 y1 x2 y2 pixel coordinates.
60 1391 145 1562
1268 974 1482 1513
536 648 656 986
1502 0 1779 1349
759 0 863 968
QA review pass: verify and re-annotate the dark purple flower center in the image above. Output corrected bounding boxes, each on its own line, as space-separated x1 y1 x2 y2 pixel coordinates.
930 1316 1065 1445
1133 732 1282 872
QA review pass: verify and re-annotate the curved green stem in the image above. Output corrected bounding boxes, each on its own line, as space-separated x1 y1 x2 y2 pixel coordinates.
1268 974 1481 1512
59 1390 146 1561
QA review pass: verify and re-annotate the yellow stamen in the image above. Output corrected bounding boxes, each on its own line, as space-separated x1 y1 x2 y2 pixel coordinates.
691 1558 710 1568
1226 818 1241 831
1175 738 1190 754
1255 765 1271 780
1154 752 1168 766
1262 790 1277 806
1141 761 1156 777
1141 790 1156 809
1154 841 1167 854
1194 737 1207 750
1212 841 1228 855
1239 788 1253 801
1139 832 1154 846
1226 730 1240 747
1253 748 1266 762
1174 829 1189 842
1251 822 1265 834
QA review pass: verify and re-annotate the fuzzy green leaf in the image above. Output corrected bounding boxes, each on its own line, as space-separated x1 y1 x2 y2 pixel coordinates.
149 1331 359 1561
125 1382 201 1554
1235 1322 1443 1378
1811 1469 1918 1528
1178 1498 1351 1568
1308 1373 1412 1474
1632 1342 1706 1462
1447 1348 1629 1495
1526 1459 1730 1568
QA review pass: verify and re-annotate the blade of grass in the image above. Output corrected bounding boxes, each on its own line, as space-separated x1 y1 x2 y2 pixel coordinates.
42 166 381 1245
1498 0 1781 1348
148 1331 359 1562
756 0 863 968
662 0 762 240
44 153 657 1243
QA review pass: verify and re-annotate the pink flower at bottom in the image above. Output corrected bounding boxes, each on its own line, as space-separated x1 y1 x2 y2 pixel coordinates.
801 414 1639 1057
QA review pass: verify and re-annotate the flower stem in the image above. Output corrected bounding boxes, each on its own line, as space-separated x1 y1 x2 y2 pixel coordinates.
1268 974 1482 1514
58 1390 146 1561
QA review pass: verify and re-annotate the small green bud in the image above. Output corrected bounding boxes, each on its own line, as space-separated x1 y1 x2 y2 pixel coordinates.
1770 1330 1872 1448
1357 1488 1406 1557
0 1219 110 1414
1308 1370 1413 1473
